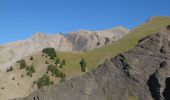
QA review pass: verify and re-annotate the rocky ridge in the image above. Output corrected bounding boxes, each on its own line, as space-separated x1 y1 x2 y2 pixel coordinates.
67 26 129 51
15 25 170 100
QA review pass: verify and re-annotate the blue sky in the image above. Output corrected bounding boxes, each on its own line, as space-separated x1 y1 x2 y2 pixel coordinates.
0 0 170 44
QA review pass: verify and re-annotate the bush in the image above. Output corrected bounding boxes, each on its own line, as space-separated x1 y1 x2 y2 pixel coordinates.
30 64 35 73
9 66 13 71
33 81 36 85
60 71 66 78
45 61 49 64
61 60 66 65
18 59 26 69
36 74 53 89
55 58 60 65
6 66 14 72
21 74 24 78
12 77 15 80
30 56 33 60
79 58 86 72
26 64 35 77
47 65 61 77
42 48 57 59
59 64 63 68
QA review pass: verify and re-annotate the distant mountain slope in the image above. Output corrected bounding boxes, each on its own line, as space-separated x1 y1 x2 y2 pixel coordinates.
0 33 72 70
0 26 129 70
67 26 129 51
16 25 170 100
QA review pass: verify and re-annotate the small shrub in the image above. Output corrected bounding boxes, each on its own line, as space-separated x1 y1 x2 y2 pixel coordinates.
1 87 5 89
55 58 60 65
33 81 36 85
30 56 33 60
21 74 24 78
6 66 14 72
12 77 15 80
59 64 63 68
26 66 30 70
30 64 35 73
36 74 53 89
18 59 26 69
79 58 86 72
45 61 49 64
26 64 35 77
61 60 66 65
9 66 13 71
60 71 66 78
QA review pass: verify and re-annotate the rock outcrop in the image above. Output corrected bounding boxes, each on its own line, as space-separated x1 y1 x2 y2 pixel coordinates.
15 26 170 100
67 26 129 51
0 26 129 71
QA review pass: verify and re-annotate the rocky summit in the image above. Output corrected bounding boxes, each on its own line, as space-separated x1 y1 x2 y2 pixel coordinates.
67 26 129 51
15 26 170 100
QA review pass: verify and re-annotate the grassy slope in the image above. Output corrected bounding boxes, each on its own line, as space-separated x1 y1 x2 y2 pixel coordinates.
58 16 170 77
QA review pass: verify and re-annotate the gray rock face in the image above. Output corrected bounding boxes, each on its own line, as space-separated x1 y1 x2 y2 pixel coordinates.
15 26 170 100
67 26 129 51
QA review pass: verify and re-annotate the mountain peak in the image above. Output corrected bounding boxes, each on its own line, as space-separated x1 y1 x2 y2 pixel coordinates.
31 32 46 39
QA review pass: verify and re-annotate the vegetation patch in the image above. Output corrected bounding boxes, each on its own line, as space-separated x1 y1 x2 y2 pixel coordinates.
17 59 26 69
35 74 54 89
26 64 36 77
42 48 57 59
47 65 61 77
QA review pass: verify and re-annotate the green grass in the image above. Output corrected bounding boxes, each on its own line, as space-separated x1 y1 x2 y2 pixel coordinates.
57 16 170 76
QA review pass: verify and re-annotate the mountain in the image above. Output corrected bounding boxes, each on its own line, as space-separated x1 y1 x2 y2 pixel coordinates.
0 26 129 71
67 26 129 51
15 25 170 100
0 16 170 100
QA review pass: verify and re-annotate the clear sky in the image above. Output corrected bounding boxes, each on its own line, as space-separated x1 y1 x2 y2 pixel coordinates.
0 0 170 44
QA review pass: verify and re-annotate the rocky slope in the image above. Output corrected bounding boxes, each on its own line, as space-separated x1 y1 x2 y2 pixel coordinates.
0 26 129 71
0 33 72 70
15 25 170 100
67 26 129 51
